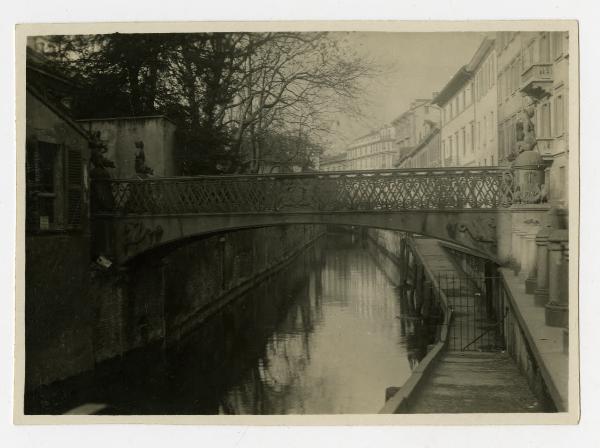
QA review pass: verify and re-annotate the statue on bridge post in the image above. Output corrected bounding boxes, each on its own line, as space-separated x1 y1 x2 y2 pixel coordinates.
512 105 546 204
134 140 154 179
516 105 538 154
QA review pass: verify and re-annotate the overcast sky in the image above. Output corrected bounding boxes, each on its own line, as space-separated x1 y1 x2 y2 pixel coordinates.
326 32 488 152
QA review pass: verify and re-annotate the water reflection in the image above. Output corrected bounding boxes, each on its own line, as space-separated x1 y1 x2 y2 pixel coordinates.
87 232 436 415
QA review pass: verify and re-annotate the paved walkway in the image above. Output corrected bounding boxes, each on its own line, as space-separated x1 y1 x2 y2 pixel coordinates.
500 268 569 411
407 351 544 413
406 238 545 413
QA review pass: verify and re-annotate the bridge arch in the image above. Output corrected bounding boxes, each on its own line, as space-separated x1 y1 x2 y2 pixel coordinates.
93 210 505 265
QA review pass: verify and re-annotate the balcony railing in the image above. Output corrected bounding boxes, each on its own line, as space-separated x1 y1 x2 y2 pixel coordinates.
520 64 553 99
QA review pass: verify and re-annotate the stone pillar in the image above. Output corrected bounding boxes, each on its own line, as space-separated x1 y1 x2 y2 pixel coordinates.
511 224 522 271
534 208 560 305
545 229 569 327
513 227 528 276
534 227 551 306
524 223 540 293
517 228 530 279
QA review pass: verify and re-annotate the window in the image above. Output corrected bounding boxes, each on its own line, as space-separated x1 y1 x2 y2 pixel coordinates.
491 155 494 166
555 93 565 136
26 140 82 232
461 127 466 156
553 32 564 59
454 131 459 162
26 141 59 231
498 124 504 159
483 116 487 148
540 33 550 63
559 166 566 198
490 111 495 139
470 121 475 153
525 41 535 69
540 102 551 138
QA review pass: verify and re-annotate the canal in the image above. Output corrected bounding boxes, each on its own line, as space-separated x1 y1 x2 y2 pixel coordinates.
35 231 437 415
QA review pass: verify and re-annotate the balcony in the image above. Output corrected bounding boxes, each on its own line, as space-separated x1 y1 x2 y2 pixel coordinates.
536 138 553 157
520 64 553 100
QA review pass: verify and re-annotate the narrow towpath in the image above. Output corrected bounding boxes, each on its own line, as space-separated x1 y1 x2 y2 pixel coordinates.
405 238 544 413
407 351 543 413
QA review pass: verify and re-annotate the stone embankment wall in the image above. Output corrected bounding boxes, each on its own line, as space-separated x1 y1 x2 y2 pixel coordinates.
90 224 325 365
26 224 324 400
365 228 407 263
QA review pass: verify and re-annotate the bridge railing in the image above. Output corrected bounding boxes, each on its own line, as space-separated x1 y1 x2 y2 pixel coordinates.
92 167 516 216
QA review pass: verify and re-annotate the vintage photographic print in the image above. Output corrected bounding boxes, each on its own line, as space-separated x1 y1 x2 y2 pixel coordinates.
14 21 578 424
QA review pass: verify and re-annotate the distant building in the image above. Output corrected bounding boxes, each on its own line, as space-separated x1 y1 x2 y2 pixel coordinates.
391 98 441 164
433 38 498 168
469 38 498 167
396 126 441 169
345 126 396 170
319 152 349 171
433 65 475 167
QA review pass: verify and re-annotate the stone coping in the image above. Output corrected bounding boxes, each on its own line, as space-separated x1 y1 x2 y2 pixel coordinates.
499 268 569 412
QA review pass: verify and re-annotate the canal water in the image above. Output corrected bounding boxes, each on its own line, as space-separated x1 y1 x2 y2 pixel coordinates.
34 231 436 415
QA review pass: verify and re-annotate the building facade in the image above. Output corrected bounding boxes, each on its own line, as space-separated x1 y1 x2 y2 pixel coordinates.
391 98 440 163
470 38 498 166
396 125 441 169
433 37 499 168
497 32 526 165
26 74 95 390
517 31 570 207
345 126 396 170
434 66 475 167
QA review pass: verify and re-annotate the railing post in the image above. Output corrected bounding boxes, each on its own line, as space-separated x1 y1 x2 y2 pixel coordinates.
545 229 569 327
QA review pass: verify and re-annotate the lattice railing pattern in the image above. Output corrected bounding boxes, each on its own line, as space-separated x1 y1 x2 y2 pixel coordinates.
93 168 516 215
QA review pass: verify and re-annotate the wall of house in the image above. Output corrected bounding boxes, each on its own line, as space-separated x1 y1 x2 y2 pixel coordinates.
440 83 475 167
78 116 178 179
497 32 525 163
473 49 499 166
25 91 94 391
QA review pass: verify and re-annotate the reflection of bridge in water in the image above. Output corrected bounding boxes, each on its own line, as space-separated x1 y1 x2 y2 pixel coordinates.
92 167 517 264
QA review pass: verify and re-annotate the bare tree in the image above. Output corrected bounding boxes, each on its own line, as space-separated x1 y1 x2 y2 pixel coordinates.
228 32 375 172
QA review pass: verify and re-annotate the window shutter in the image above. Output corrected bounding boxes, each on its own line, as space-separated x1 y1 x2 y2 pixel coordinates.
66 148 83 228
25 140 40 232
